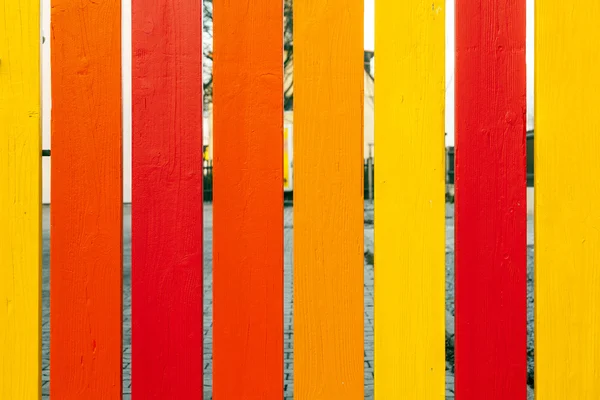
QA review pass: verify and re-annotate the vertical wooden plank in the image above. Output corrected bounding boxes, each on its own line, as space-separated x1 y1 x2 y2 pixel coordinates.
455 0 527 398
374 0 445 398
535 1 600 397
50 1 122 398
0 1 41 397
132 1 203 398
294 0 364 398
212 0 283 398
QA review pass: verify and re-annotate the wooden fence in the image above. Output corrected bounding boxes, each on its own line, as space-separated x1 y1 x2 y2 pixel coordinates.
1 0 599 399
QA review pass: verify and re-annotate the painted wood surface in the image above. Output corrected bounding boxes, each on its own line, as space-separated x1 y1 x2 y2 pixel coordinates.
374 0 445 398
294 0 364 398
455 0 527 398
0 1 41 397
132 1 203 398
212 0 283 398
535 1 600 397
50 1 122 397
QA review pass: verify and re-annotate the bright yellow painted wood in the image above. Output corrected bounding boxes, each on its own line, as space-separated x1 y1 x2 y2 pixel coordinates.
294 0 364 398
535 1 600 398
374 0 445 398
0 1 42 398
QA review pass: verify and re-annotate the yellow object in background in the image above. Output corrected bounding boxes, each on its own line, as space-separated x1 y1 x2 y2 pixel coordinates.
283 127 290 190
535 1 600 398
374 0 445 398
0 0 42 398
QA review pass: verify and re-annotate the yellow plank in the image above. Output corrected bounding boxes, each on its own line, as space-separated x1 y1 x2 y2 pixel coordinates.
535 1 600 398
0 0 42 398
293 0 364 398
374 0 445 398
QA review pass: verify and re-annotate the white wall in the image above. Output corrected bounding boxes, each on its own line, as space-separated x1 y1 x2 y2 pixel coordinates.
42 0 50 203
364 71 375 159
122 0 133 203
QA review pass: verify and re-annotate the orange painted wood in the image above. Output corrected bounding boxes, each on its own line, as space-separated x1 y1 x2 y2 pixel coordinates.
50 1 122 398
294 0 364 398
212 0 284 397
131 0 204 398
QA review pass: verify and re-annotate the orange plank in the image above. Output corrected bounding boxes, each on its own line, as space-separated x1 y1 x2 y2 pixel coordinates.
50 0 122 398
294 0 364 398
212 0 284 398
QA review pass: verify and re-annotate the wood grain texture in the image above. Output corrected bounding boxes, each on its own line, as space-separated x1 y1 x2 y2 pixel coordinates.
0 1 42 397
132 1 203 398
212 0 283 398
374 0 445 398
455 0 527 398
294 0 364 398
50 1 122 398
535 1 600 397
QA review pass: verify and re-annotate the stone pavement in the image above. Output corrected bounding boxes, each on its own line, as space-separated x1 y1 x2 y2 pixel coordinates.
41 202 539 399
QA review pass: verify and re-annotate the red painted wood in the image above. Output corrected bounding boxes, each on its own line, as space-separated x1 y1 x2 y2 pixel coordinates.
50 1 122 398
212 0 284 397
455 0 527 398
131 1 203 398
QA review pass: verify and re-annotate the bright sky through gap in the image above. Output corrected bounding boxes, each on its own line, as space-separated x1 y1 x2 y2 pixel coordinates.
364 0 535 145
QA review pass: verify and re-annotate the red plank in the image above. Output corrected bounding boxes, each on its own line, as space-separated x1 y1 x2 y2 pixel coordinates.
50 1 122 398
212 0 284 397
131 1 203 398
455 0 527 398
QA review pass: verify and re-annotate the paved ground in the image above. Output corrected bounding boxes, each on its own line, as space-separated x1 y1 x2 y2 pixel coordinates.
41 202 534 399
